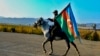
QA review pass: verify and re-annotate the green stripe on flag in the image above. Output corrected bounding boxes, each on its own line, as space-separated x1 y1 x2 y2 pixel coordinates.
56 14 74 42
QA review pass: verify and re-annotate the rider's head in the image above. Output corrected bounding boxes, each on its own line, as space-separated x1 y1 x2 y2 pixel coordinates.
53 10 58 16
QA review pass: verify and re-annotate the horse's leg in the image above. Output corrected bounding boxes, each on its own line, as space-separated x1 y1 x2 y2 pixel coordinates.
71 42 80 56
63 40 70 56
42 39 49 53
49 40 53 55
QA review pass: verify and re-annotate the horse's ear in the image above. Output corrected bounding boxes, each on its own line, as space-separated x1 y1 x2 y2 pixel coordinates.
40 17 43 20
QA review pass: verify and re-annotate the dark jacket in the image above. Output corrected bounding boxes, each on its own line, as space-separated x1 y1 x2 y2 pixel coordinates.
48 17 61 30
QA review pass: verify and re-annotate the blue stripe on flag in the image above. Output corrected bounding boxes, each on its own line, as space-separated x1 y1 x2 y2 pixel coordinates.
66 4 80 37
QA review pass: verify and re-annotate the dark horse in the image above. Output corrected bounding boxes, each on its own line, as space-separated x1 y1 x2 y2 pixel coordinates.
33 17 80 56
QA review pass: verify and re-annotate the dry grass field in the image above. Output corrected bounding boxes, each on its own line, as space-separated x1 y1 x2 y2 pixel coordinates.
0 24 42 34
79 29 100 41
0 24 100 41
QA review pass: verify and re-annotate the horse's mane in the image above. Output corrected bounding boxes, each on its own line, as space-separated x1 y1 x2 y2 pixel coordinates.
43 20 48 25
42 19 50 26
40 19 50 31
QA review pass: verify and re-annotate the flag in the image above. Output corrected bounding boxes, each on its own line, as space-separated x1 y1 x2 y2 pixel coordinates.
55 3 81 42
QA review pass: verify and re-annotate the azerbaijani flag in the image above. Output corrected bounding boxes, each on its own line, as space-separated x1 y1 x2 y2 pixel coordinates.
56 3 80 42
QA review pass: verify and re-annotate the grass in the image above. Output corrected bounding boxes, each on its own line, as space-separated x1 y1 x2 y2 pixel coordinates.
0 23 100 41
0 24 42 35
79 29 100 41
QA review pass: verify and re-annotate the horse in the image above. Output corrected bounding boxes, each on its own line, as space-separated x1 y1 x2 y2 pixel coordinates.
33 17 80 56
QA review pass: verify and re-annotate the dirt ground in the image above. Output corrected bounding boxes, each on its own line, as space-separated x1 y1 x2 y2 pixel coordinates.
0 32 100 56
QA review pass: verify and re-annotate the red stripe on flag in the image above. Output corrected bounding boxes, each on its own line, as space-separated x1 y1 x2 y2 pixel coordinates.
62 10 75 37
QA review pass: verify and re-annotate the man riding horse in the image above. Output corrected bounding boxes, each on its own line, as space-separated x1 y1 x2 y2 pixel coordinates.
33 13 80 56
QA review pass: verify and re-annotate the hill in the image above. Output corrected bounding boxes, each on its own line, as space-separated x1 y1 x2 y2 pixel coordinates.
0 16 37 25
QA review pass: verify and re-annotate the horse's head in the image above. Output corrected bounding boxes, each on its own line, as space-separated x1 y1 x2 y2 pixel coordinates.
33 17 44 28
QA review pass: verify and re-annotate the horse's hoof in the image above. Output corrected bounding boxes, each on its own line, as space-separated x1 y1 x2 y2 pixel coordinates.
62 54 66 56
49 52 53 55
43 51 47 53
49 53 52 55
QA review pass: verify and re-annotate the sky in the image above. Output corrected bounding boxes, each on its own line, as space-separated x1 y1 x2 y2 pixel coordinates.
0 0 100 23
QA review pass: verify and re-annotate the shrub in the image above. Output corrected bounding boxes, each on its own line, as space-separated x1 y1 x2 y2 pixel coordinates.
3 28 7 32
92 31 100 41
11 28 16 32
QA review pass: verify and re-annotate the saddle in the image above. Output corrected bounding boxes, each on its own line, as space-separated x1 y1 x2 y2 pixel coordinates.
49 25 66 40
49 25 62 33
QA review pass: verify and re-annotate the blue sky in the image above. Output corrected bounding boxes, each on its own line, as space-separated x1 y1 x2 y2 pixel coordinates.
0 0 100 23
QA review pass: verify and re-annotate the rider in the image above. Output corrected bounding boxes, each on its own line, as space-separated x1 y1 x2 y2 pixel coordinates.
48 10 61 36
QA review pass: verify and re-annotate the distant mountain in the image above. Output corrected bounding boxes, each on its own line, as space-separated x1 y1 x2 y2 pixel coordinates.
78 23 100 29
1 16 100 29
0 16 37 25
